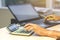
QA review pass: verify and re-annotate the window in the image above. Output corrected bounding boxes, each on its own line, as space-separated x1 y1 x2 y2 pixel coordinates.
0 0 46 8
0 0 2 8
5 0 26 6
53 0 60 9
26 0 46 7
0 0 60 11
0 0 6 8
0 0 27 8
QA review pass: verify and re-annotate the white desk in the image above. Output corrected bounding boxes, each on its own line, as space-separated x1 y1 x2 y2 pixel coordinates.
0 27 56 40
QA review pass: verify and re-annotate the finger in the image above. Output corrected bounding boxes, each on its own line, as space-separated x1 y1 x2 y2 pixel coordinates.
25 26 31 29
25 26 32 31
24 23 33 28
24 25 31 28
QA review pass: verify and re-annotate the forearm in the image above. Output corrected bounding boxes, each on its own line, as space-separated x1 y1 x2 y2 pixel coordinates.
47 30 60 38
33 25 60 38
33 25 49 36
24 23 60 38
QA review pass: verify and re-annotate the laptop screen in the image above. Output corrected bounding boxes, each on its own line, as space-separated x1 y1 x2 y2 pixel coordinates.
8 4 39 21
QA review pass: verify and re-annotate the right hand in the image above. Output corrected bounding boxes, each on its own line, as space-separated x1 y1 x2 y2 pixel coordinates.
24 23 38 31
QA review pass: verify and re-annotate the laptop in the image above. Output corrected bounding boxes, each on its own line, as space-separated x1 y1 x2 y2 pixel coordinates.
8 4 40 22
7 4 52 36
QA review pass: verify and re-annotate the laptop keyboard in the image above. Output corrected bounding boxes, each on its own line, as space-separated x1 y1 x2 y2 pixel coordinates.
20 19 52 28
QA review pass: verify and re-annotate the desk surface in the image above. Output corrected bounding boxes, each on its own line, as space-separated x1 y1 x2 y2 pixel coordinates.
0 27 56 40
1 24 60 40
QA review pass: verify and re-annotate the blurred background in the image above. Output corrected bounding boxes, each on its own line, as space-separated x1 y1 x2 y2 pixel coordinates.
0 0 60 28
5 0 46 7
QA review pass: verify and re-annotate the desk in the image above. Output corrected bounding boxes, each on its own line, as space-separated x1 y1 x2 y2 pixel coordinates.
0 27 56 40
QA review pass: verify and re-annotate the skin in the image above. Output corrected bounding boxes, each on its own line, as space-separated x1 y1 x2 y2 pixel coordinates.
45 14 60 21
24 23 60 39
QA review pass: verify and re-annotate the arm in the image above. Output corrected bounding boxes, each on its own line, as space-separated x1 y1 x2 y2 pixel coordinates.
24 23 60 38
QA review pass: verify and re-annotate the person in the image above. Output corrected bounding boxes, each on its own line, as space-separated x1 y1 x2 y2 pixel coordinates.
24 23 60 39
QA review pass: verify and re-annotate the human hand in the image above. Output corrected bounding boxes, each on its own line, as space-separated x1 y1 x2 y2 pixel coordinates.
24 23 39 31
45 14 60 21
24 23 60 39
